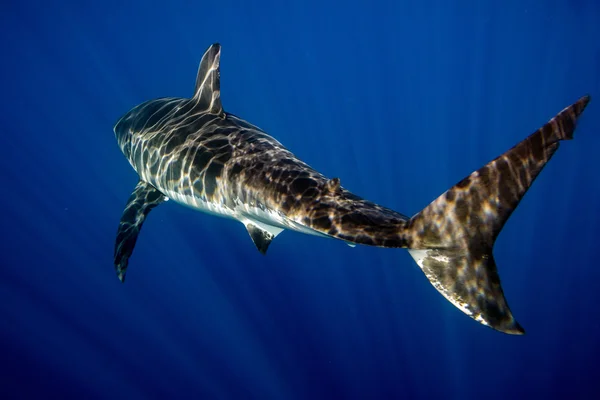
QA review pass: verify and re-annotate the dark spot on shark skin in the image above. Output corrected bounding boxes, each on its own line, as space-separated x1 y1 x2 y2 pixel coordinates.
312 216 332 231
278 170 292 184
252 162 265 173
205 138 229 150
288 170 303 180
204 174 217 197
136 101 174 130
518 165 528 188
121 202 138 222
193 179 203 195
380 236 403 247
456 176 471 189
181 184 194 198
179 122 203 138
290 177 315 195
280 198 292 213
352 234 373 246
495 158 516 208
445 258 459 283
485 259 501 286
206 161 224 180
470 187 483 217
215 152 232 164
341 212 371 230
164 135 187 154
177 100 197 116
181 147 195 173
230 163 243 178
303 187 319 200
149 159 162 177
130 149 143 172
260 173 272 187
557 114 574 139
455 198 468 223
478 166 492 189
522 132 542 163
445 189 456 202
477 294 504 326
270 169 282 181
402 235 414 249
194 150 213 171
167 160 183 180
310 201 331 216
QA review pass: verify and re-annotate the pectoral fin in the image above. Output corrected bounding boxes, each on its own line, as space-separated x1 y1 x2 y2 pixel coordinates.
114 180 167 282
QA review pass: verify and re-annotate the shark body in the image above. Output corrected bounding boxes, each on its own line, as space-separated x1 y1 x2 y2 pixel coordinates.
114 43 590 334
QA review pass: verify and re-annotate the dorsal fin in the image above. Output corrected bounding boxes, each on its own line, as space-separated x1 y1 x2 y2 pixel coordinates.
193 43 223 116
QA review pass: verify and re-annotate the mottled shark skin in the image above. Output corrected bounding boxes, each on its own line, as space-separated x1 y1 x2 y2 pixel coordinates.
113 43 590 334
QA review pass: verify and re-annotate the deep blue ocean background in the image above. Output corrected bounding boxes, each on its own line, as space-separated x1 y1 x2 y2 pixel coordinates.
1 1 599 399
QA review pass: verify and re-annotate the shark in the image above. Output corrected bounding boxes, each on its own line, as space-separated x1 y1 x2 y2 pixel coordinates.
113 43 590 334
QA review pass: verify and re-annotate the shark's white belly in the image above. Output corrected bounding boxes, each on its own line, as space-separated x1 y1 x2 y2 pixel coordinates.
161 188 328 238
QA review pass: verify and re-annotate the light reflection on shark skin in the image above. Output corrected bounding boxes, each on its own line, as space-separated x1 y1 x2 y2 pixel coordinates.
113 43 590 334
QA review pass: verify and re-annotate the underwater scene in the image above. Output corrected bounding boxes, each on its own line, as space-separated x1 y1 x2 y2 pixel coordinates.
1 1 599 399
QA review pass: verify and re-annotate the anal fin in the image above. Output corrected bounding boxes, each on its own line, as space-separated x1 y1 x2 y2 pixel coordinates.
243 220 283 254
114 180 166 282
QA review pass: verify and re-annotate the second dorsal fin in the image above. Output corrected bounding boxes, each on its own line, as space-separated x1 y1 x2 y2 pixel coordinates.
193 43 223 116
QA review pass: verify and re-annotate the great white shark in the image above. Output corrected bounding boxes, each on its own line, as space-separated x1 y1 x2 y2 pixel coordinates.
113 43 590 334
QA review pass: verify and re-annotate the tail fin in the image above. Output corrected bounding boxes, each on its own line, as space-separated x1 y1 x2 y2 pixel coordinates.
406 95 590 334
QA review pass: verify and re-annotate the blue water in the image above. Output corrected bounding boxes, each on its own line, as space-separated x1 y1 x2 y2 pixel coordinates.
1 1 599 398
